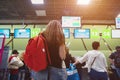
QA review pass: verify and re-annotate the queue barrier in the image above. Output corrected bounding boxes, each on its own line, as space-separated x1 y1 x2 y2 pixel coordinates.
0 69 31 80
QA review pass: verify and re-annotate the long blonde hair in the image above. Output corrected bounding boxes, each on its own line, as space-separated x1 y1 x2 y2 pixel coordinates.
44 20 66 59
44 20 65 46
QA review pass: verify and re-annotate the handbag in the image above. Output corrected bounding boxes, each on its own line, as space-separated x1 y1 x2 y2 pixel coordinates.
85 57 97 72
66 63 80 80
81 57 96 80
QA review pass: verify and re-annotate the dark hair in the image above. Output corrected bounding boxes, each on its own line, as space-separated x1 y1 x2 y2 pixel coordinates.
92 41 100 50
12 50 19 54
115 46 120 52
116 46 120 51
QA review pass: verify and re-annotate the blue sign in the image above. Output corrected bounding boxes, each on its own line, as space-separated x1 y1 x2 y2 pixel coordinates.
0 29 10 38
116 17 120 28
14 28 31 38
74 29 90 39
63 29 70 38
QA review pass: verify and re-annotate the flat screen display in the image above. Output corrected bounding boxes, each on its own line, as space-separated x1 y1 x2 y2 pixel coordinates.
63 28 70 38
0 29 10 38
102 29 111 38
112 30 120 38
14 28 31 38
74 29 90 39
116 17 120 28
62 16 81 27
91 29 111 39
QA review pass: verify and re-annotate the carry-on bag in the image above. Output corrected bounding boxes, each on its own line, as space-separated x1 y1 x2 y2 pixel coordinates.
66 63 80 80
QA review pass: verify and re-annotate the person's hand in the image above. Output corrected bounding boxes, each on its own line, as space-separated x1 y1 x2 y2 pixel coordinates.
73 60 79 66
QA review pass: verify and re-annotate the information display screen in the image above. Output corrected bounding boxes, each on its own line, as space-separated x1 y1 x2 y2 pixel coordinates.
63 28 70 38
91 29 111 39
0 29 10 38
74 29 90 39
116 17 120 28
112 30 120 38
62 16 81 27
14 28 31 38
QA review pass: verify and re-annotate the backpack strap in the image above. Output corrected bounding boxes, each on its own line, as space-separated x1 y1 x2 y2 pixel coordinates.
40 34 51 65
91 57 96 67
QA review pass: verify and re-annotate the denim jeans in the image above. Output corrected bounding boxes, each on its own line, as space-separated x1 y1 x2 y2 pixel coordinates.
49 66 67 80
115 67 120 78
89 68 108 80
10 73 18 80
31 70 37 80
35 69 48 80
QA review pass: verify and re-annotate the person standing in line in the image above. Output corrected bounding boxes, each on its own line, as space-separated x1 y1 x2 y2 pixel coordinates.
109 46 120 79
40 20 67 80
73 41 109 80
8 50 24 80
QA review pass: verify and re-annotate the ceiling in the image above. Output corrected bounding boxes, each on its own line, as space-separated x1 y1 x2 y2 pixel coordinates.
0 0 120 24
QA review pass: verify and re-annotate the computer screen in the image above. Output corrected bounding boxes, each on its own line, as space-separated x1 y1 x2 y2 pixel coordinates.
14 28 31 38
74 29 90 39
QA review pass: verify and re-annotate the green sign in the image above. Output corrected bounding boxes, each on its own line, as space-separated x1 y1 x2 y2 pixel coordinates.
91 29 111 39
31 28 41 38
91 29 99 38
102 29 111 38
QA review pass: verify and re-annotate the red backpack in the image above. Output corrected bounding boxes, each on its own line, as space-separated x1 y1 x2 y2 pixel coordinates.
24 34 51 72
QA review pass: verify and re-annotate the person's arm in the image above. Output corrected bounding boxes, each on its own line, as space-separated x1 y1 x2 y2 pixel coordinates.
73 52 88 65
59 44 66 60
73 59 79 66
8 63 19 69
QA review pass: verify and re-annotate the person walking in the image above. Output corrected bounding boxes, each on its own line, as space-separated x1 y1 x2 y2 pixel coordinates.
8 50 23 80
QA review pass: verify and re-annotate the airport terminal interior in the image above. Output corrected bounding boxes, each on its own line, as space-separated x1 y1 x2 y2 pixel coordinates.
0 0 120 80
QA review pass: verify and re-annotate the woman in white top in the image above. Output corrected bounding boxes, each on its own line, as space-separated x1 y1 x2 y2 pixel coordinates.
74 41 108 80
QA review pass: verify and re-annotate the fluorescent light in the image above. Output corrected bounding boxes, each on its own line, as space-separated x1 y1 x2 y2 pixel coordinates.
31 0 44 4
117 14 120 17
35 10 46 16
77 0 90 5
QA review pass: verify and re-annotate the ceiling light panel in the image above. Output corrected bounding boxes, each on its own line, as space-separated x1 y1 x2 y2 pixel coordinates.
35 10 46 16
77 0 90 5
31 0 44 4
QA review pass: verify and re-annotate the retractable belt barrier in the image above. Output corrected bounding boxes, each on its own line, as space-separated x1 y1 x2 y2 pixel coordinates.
0 33 5 64
0 69 10 80
99 34 113 53
81 38 88 52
